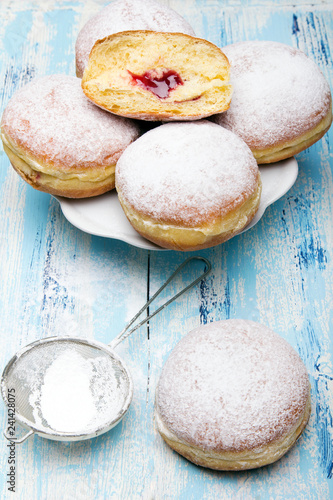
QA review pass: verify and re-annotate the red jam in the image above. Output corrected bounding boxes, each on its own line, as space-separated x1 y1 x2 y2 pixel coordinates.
128 69 183 99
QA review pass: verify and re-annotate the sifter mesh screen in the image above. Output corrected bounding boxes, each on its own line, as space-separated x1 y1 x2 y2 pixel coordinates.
2 338 132 439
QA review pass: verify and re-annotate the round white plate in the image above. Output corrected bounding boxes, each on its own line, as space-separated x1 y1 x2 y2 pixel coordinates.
55 157 298 251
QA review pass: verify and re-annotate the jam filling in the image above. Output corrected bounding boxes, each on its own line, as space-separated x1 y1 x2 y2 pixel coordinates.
128 69 183 99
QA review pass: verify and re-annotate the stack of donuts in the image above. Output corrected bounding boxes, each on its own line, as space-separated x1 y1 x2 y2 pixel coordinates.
1 0 326 470
1 0 331 252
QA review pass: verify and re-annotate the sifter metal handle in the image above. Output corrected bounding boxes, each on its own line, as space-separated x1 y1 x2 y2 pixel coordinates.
109 256 211 349
3 427 34 444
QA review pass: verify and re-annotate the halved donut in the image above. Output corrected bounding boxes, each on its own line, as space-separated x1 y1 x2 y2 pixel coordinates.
81 31 232 121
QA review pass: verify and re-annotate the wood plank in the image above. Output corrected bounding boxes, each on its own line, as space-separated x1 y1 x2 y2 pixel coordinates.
0 1 332 499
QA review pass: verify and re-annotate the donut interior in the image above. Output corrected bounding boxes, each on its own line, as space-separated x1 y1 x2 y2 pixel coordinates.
81 30 232 121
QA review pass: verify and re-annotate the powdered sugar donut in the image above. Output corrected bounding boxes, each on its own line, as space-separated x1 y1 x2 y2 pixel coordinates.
1 75 140 198
213 41 332 164
75 0 195 78
155 320 311 470
115 121 261 251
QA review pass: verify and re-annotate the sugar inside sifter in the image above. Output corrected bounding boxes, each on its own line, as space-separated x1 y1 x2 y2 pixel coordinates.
1 256 211 443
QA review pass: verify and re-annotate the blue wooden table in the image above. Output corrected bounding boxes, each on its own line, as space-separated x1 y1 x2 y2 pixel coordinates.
0 1 332 498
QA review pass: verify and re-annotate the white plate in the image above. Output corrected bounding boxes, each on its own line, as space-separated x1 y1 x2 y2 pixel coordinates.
55 157 298 251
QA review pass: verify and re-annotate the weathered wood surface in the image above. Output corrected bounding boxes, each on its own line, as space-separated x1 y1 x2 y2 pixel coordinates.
0 1 332 498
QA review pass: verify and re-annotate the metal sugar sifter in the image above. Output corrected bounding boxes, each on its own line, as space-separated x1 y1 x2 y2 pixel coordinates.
1 256 211 444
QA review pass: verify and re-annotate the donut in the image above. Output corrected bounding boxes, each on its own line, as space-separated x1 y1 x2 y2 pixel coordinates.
212 41 332 164
75 0 196 78
1 75 140 198
115 121 261 251
81 31 232 121
155 320 311 471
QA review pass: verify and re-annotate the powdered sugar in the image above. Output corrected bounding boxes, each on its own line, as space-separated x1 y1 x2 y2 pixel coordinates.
1 74 140 171
75 0 196 77
213 41 332 149
115 121 259 226
156 319 310 452
24 344 130 434
32 350 99 432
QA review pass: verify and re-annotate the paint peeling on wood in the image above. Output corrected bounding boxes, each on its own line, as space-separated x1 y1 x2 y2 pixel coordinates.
0 0 332 499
